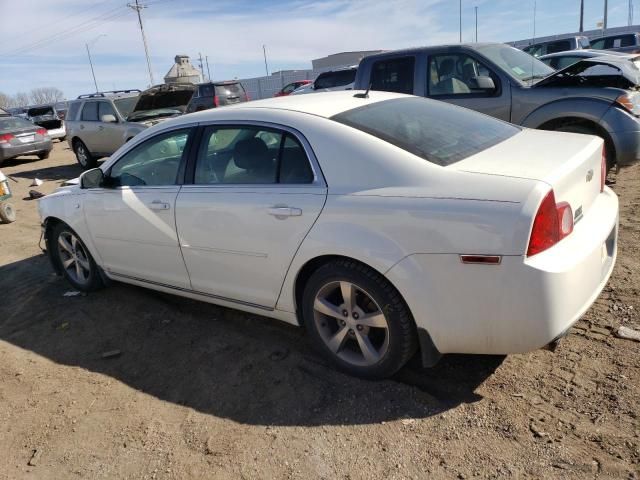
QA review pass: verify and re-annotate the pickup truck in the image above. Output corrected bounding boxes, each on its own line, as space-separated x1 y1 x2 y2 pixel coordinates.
353 43 640 169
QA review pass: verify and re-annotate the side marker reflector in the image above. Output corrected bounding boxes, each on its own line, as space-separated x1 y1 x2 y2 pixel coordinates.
460 255 502 265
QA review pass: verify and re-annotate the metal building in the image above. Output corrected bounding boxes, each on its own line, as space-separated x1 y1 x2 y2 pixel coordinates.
164 55 201 84
311 50 384 70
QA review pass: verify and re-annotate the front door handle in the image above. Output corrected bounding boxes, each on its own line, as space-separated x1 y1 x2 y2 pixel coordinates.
268 206 302 217
149 200 171 210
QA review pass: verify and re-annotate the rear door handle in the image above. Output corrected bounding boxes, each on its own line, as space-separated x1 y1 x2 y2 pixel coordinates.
268 206 302 217
149 200 171 210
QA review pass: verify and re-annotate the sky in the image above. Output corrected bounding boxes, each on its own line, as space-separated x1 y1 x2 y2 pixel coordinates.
0 0 635 99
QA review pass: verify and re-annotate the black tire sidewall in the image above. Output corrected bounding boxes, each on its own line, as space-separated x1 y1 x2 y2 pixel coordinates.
302 260 416 379
50 223 102 292
74 141 96 169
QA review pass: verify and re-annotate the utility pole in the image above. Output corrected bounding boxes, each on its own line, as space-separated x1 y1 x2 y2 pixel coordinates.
205 55 211 81
459 0 462 42
86 44 99 92
128 0 154 85
198 52 204 82
579 0 584 32
85 34 106 93
629 0 634 26
604 0 608 29
263 44 269 76
475 6 478 42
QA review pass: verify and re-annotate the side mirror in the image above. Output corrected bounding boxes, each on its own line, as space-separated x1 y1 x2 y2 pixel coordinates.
473 76 496 91
80 168 104 189
101 114 117 123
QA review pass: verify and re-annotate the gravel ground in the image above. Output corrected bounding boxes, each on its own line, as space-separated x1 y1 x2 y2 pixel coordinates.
0 142 638 480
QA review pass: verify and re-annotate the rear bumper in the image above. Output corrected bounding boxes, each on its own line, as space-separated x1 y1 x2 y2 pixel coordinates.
0 139 53 161
47 125 66 139
385 187 619 355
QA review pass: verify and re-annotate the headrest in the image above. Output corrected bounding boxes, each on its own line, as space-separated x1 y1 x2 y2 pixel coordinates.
234 137 270 170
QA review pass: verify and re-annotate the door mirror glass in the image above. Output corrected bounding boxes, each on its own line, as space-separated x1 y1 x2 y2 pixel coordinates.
80 168 104 189
101 114 117 123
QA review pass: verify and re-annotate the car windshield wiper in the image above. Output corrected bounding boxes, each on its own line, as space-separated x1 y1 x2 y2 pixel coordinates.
521 73 550 82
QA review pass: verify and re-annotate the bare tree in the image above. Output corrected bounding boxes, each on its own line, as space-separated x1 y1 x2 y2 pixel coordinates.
0 92 10 108
13 92 31 108
30 87 65 105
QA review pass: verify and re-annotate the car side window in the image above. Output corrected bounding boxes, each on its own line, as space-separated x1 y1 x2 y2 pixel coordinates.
428 54 497 96
108 129 191 187
282 83 297 94
370 57 415 94
98 102 117 121
590 38 605 49
81 102 99 121
194 126 313 185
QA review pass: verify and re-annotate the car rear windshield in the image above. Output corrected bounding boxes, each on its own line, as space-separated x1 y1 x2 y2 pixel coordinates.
0 117 35 131
315 69 357 89
215 83 245 96
331 97 520 166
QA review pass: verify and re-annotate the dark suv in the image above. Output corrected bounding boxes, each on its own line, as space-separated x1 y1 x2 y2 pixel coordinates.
186 81 248 113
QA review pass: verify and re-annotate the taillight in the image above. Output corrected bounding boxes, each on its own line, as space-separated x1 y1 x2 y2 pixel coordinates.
0 133 14 144
600 148 606 193
213 95 220 107
527 190 574 257
36 128 47 136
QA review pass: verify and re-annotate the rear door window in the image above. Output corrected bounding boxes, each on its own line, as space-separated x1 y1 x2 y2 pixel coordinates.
370 57 415 94
590 38 606 49
331 97 519 166
98 102 117 120
81 102 99 121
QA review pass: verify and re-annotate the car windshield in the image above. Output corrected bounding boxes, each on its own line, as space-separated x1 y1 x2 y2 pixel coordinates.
114 96 139 118
0 117 36 131
475 44 555 83
331 97 520 166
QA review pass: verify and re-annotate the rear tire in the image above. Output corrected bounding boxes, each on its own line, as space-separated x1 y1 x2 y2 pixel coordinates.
0 202 16 223
73 140 96 169
555 124 614 170
50 222 103 292
302 259 417 379
38 151 50 160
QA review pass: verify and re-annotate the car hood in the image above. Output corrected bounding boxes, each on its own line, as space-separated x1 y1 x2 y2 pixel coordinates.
533 56 640 88
131 83 196 115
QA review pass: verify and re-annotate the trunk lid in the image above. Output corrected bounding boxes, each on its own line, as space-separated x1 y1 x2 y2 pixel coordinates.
451 128 603 221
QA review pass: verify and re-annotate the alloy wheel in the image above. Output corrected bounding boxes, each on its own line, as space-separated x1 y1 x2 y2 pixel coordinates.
76 144 88 167
313 281 390 367
57 231 91 286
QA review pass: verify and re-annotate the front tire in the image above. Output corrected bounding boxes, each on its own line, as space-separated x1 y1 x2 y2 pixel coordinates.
302 259 417 379
38 151 50 160
73 140 96 169
0 202 16 223
50 223 103 292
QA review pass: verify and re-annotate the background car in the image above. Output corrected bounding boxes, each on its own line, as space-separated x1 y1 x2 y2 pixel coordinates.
539 49 634 70
291 66 357 94
590 32 640 53
0 115 52 165
39 91 617 379
26 104 66 142
186 81 248 112
354 42 640 169
274 80 312 97
523 36 591 57
67 84 194 169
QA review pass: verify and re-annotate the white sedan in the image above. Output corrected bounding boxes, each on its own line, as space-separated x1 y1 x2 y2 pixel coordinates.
38 91 618 379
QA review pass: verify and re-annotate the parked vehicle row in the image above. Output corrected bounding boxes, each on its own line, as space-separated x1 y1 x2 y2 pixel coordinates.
522 32 640 58
0 114 52 165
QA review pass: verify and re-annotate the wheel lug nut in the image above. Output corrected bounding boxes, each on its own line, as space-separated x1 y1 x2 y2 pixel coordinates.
352 312 359 319
349 329 355 335
340 320 346 327
356 324 363 331
342 310 348 317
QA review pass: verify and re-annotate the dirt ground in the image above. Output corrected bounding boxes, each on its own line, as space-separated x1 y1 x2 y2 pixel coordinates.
0 142 638 480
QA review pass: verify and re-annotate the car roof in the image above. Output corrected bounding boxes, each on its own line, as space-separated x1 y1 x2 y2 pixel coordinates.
597 31 639 39
359 43 507 62
186 90 408 120
540 49 631 59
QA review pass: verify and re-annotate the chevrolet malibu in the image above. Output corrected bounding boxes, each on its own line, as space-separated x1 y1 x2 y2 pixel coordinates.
38 91 619 379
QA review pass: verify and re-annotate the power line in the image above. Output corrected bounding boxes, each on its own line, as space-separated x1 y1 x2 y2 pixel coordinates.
0 5 128 57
